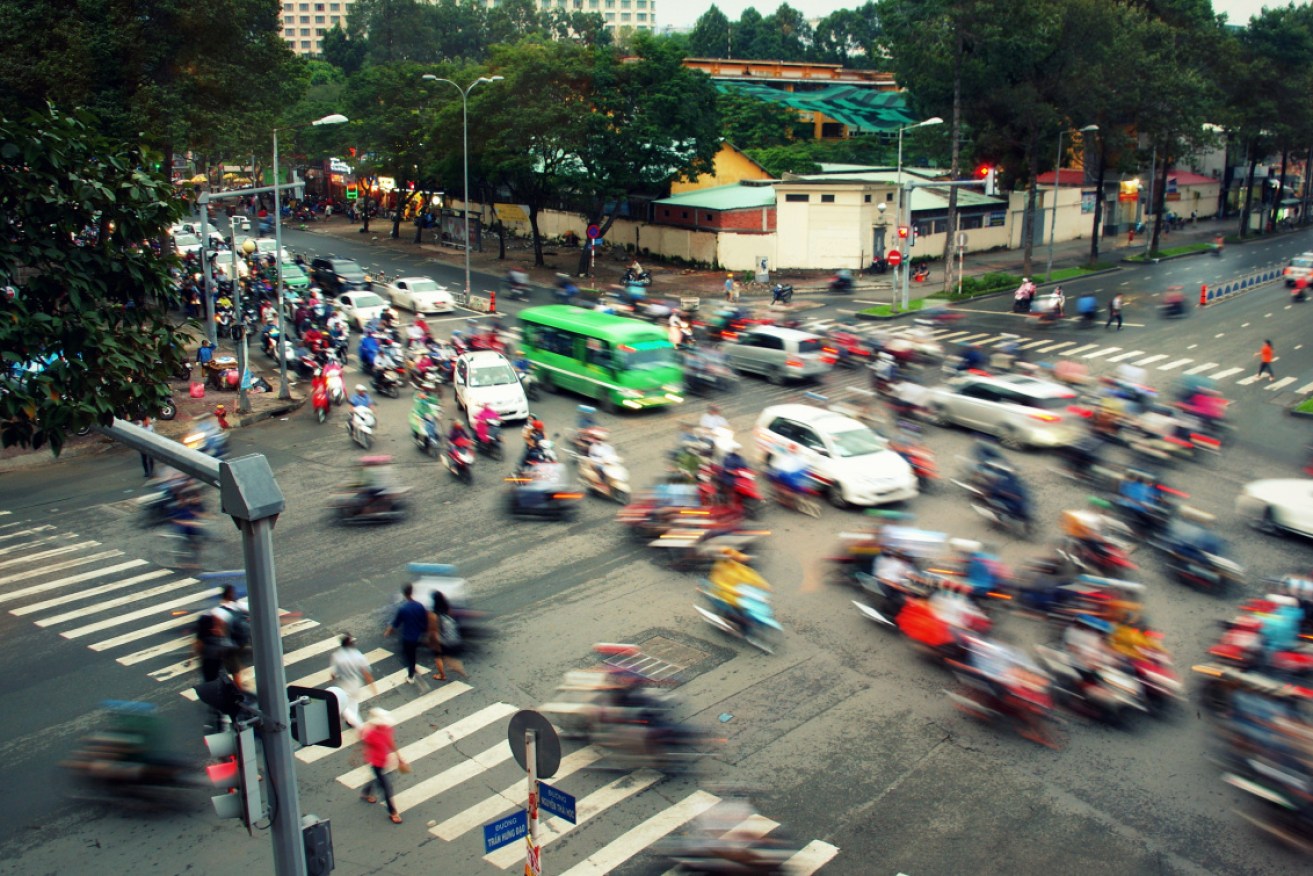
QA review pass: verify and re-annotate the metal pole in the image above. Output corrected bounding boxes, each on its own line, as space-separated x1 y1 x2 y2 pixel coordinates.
461 89 472 300
901 182 911 310
200 209 217 346
1045 130 1063 281
1144 144 1156 260
525 730 541 876
231 245 250 414
272 129 291 400
896 127 905 310
240 515 305 876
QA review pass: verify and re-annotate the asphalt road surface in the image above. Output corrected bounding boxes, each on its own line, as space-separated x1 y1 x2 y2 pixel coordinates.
0 227 1311 875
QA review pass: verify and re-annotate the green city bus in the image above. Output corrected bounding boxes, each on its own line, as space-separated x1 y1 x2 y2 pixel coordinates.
517 305 684 412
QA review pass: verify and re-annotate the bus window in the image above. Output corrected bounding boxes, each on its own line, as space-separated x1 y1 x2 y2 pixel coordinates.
585 340 613 370
615 344 676 371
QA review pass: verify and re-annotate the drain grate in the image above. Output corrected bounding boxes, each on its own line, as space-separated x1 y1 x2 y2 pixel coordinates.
602 633 720 684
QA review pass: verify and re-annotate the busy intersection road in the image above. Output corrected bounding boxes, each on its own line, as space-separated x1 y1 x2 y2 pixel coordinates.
1 229 1312 875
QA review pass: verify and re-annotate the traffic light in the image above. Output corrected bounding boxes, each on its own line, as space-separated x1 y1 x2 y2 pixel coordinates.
302 815 335 876
205 726 263 830
909 224 918 247
978 165 998 196
897 226 909 240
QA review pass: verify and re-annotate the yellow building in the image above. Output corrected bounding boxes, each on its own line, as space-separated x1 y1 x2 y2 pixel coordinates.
669 143 774 195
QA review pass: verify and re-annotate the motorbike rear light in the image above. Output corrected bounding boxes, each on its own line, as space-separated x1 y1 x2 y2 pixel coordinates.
822 346 838 355
552 492 583 500
722 331 738 341
1067 405 1092 418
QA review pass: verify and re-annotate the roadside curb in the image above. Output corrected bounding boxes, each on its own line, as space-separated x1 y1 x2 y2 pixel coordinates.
234 396 306 428
1120 249 1210 265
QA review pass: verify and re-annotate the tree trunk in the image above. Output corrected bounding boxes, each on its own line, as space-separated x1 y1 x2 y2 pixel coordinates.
1149 146 1168 254
1278 147 1289 228
1302 145 1313 227
414 192 427 244
1021 131 1040 277
1240 146 1257 239
529 203 545 267
1089 137 1107 264
391 192 403 239
360 178 371 233
940 30 963 296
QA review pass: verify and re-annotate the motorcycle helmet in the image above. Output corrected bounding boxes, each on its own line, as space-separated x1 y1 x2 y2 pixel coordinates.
355 384 366 393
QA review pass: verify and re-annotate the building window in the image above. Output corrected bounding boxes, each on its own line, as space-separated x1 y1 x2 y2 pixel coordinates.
637 0 646 6
314 2 324 9
864 194 872 203
621 12 630 20
301 40 311 48
705 213 714 221
315 27 325 35
887 193 894 201
315 15 324 23
589 0 598 7
299 2 309 8
661 208 669 218
605 12 614 20
987 211 1006 227
284 3 293 11
960 214 983 230
605 0 614 6
300 27 310 35
681 211 689 219
637 12 646 20
330 2 339 8
785 194 810 203
931 219 948 234
300 14 309 22
821 194 835 203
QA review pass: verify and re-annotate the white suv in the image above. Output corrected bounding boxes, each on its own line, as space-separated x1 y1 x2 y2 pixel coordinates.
923 373 1081 448
454 351 529 421
753 404 918 508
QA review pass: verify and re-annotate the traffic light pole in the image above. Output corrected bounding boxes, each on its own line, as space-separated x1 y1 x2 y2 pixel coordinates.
93 419 306 876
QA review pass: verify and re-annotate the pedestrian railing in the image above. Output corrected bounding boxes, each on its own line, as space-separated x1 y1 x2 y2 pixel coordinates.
1204 262 1285 304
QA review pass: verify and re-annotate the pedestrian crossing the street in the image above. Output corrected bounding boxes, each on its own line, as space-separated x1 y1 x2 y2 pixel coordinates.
0 518 840 874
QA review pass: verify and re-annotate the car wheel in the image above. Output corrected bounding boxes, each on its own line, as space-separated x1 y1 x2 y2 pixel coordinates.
998 425 1024 451
768 367 785 386
926 404 948 427
828 484 848 510
1257 506 1281 536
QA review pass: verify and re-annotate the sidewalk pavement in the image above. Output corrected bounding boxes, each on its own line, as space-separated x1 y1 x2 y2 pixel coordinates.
301 212 1240 306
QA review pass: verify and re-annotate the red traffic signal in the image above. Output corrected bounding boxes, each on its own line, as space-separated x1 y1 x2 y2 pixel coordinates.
897 226 909 239
977 164 992 178
207 757 239 786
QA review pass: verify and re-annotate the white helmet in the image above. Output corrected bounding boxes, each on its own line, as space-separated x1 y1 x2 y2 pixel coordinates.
355 384 366 393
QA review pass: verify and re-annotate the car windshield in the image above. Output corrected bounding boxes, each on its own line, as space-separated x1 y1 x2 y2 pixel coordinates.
256 239 278 252
469 363 518 387
615 344 676 371
1023 395 1075 411
1292 258 1313 269
829 427 888 458
281 263 307 280
408 280 442 294
175 234 199 247
339 264 365 280
353 293 385 308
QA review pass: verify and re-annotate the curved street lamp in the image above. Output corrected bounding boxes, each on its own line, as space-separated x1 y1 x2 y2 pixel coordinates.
422 74 505 300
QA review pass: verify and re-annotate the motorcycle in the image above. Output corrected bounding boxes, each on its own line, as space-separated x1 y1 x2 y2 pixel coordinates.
720 464 763 519
889 426 937 491
695 580 781 653
507 461 581 520
1153 517 1244 593
770 283 794 305
764 470 824 518
1035 635 1148 725
322 359 346 406
953 467 1032 538
656 803 804 870
620 268 652 287
348 406 376 450
946 637 1059 747
574 451 632 505
1057 508 1137 576
444 436 475 484
409 408 442 459
62 701 205 804
827 271 854 294
312 377 331 424
371 364 404 399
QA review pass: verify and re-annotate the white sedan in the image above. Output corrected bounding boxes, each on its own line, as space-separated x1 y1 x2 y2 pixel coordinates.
383 276 455 314
173 233 203 257
335 290 390 331
1236 479 1313 537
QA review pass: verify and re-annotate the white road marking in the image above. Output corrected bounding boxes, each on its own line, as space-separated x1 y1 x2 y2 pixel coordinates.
393 741 513 814
1107 350 1146 362
1017 339 1052 350
0 525 55 542
0 540 101 572
0 551 125 588
0 533 66 557
1157 358 1193 371
1082 347 1121 359
11 569 169 616
1133 354 1168 366
1185 362 1218 375
1215 333 1226 338
786 840 843 875
1065 344 1100 356
35 577 198 627
1297 382 1313 394
485 770 664 868
558 791 722 876
88 611 206 651
431 746 605 841
297 680 471 764
1236 374 1261 386
1033 341 1075 354
62 586 211 639
1266 377 1297 391
152 619 324 682
338 702 518 789
1209 367 1244 380
1187 344 1198 350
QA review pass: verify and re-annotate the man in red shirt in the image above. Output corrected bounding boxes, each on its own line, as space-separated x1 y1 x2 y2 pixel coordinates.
359 708 406 824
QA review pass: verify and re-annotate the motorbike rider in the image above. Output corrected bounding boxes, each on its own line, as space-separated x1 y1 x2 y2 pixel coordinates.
447 418 472 449
699 404 729 433
766 442 812 496
473 402 501 446
358 331 380 374
411 384 441 436
350 384 374 410
1077 293 1098 325
1012 278 1036 312
1116 470 1164 530
715 441 750 502
520 414 548 467
586 434 619 484
1063 615 1116 683
981 460 1030 524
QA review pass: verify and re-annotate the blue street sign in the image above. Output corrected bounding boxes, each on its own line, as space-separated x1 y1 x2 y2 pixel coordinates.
538 781 577 824
483 809 528 854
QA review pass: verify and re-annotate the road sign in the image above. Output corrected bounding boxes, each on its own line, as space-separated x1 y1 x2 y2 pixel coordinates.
538 781 577 824
586 223 601 239
482 809 528 854
886 249 903 266
956 231 970 248
508 710 560 778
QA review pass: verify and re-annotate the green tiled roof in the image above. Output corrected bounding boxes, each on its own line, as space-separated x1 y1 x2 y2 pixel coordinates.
654 183 776 211
715 81 917 133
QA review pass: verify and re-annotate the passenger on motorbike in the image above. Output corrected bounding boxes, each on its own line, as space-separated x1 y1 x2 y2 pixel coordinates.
1116 471 1164 530
1063 615 1116 679
875 549 917 589
473 403 500 445
350 384 374 409
716 442 750 502
766 443 812 495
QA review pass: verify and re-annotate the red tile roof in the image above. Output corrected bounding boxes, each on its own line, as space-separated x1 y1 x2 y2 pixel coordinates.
1169 171 1220 186
1035 169 1087 186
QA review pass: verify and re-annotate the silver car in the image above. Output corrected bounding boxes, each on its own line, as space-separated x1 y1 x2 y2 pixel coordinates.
724 326 832 384
923 373 1081 449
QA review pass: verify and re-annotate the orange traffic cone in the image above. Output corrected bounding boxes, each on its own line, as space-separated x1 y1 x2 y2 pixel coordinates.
1199 284 1208 306
489 289 496 313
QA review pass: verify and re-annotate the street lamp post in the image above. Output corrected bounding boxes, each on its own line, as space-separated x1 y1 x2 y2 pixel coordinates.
1046 123 1098 281
896 117 942 310
273 113 348 400
422 74 504 301
233 238 257 414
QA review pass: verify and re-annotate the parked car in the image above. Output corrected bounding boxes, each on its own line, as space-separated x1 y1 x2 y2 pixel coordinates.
383 276 456 314
1283 253 1313 287
723 325 832 384
336 290 390 331
310 257 369 297
1236 479 1313 537
753 403 918 508
453 351 529 421
923 373 1081 449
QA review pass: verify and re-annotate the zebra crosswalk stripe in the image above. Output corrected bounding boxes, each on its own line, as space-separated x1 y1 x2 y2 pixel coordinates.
485 770 664 868
1107 350 1145 362
12 569 170 616
62 586 214 639
1033 341 1074 354
658 815 781 876
0 550 124 587
393 741 514 814
787 840 843 874
1185 362 1219 375
0 540 100 571
0 525 55 543
1017 339 1051 350
90 608 230 652
35 577 198 627
338 702 519 789
430 746 605 841
1082 347 1120 359
558 790 721 876
1266 377 1297 391
1064 344 1100 357
0 559 145 603
1298 381 1313 394
1157 358 1193 371
1235 374 1261 386
155 619 326 683
298 680 470 764
1209 367 1244 380
1133 354 1168 366
0 533 70 559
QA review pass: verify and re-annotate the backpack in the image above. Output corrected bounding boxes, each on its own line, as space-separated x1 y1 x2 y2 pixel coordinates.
220 605 251 649
439 614 461 649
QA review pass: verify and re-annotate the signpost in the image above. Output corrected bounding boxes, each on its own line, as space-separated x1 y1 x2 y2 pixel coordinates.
483 810 529 854
538 782 577 824
480 710 561 876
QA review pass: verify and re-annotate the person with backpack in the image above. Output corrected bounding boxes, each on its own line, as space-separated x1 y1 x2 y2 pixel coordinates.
427 591 467 682
211 585 250 688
